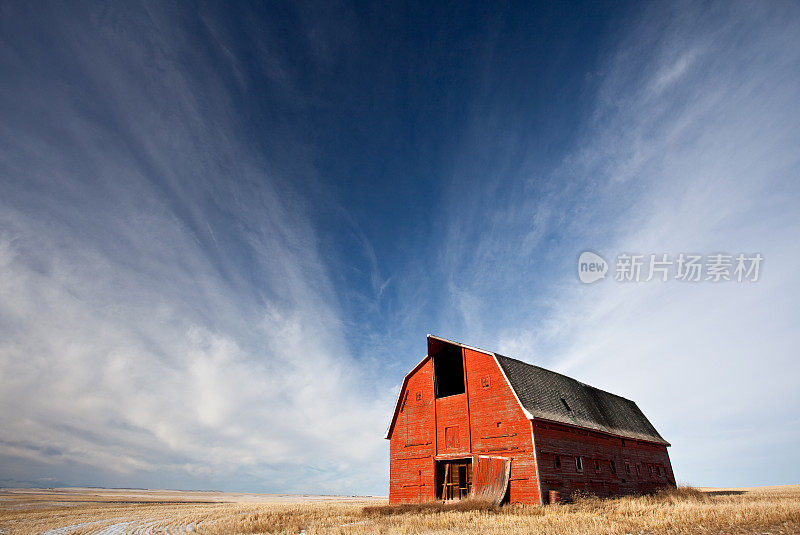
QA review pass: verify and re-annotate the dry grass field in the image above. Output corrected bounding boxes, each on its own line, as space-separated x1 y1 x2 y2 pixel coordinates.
0 485 798 534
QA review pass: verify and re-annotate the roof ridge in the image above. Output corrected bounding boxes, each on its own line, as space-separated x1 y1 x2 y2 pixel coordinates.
494 353 637 405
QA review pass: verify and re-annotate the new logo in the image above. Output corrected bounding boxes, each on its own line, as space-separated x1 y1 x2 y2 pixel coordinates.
578 251 608 284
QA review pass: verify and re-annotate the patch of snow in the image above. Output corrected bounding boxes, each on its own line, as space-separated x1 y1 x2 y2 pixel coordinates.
95 521 135 534
42 519 111 534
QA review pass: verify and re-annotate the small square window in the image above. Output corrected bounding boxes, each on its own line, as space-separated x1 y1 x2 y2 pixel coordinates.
415 392 422 402
576 456 583 472
481 376 490 389
495 421 501 427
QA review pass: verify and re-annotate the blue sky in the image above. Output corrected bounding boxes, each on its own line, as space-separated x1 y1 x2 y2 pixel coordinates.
1 1 799 494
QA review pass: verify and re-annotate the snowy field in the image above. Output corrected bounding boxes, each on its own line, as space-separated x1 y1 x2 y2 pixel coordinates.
0 488 385 534
1 486 799 534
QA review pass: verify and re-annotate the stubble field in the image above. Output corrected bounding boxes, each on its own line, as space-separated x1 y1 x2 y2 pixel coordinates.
0 485 798 534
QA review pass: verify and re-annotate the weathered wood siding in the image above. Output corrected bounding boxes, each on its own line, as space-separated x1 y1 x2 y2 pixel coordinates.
388 357 436 503
463 348 540 505
533 420 675 500
389 347 542 504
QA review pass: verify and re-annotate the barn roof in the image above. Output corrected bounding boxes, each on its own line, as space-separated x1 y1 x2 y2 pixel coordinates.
494 353 669 445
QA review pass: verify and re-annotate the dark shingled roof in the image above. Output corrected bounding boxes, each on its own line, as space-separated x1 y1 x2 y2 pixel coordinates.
495 354 669 445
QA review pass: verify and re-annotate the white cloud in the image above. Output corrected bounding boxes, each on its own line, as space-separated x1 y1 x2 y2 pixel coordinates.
0 3 392 493
500 1 800 485
448 2 800 486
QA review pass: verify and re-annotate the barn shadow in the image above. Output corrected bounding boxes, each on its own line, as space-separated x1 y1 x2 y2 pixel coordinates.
705 490 746 496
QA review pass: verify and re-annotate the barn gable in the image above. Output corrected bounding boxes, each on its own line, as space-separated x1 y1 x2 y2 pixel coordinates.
385 335 518 440
384 354 430 440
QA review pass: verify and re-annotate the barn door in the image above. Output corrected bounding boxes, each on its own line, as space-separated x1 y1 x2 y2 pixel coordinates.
436 459 473 500
472 456 511 505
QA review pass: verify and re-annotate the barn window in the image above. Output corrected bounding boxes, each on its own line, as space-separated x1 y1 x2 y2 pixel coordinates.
657 466 662 476
433 344 465 398
481 376 490 389
594 460 600 471
554 454 561 469
625 462 631 475
610 461 617 474
575 456 583 472
560 398 572 412
415 392 422 402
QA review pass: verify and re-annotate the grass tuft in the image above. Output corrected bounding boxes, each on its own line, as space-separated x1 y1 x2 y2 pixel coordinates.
362 498 501 516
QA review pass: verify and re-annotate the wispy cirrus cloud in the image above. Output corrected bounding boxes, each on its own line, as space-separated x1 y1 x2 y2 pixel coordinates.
0 2 391 493
1 0 798 494
437 1 800 486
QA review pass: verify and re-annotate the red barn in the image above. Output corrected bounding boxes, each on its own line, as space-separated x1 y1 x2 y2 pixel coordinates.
386 335 676 505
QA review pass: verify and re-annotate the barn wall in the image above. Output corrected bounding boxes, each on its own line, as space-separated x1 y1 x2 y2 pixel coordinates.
463 348 541 505
388 358 437 503
533 420 675 500
390 347 544 505
435 393 470 455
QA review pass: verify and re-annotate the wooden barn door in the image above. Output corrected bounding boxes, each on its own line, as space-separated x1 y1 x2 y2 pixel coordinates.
472 456 511 505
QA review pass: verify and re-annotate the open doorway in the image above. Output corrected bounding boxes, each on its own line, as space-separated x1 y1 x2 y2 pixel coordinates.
436 459 472 500
433 344 465 398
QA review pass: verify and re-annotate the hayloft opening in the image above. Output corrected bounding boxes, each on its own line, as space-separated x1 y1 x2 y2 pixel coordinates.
433 344 465 398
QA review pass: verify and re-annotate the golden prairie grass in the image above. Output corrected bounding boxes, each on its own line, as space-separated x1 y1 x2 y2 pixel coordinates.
0 485 798 534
